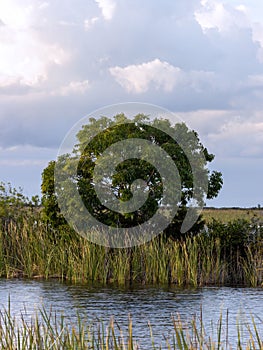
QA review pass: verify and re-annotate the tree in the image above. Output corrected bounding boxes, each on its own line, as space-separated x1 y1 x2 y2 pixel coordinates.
41 114 223 241
0 181 39 226
41 161 67 227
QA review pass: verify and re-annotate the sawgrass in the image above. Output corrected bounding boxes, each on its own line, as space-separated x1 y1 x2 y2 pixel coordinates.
0 303 262 349
0 211 262 286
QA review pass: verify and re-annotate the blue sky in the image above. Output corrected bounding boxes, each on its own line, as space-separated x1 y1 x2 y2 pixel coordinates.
0 0 263 207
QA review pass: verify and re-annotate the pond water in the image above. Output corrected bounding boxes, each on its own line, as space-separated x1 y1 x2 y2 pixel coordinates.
0 279 262 349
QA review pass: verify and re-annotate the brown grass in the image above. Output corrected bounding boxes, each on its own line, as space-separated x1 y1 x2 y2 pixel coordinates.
202 207 263 223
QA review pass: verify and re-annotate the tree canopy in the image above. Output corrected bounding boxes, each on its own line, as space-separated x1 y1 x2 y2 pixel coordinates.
42 114 223 243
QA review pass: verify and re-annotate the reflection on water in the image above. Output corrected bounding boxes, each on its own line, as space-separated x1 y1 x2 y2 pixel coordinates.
0 279 262 348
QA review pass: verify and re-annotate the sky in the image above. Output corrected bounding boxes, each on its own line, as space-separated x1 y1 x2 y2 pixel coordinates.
0 0 263 207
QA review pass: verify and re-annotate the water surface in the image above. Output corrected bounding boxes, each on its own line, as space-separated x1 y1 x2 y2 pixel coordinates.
0 279 262 348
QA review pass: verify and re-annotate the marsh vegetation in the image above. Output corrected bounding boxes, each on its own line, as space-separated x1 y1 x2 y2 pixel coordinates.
0 302 262 349
0 206 262 287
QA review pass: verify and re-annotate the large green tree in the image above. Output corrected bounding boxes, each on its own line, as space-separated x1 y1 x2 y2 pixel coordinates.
42 114 223 240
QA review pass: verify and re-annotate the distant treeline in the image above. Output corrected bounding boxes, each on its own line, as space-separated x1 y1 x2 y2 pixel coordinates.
204 206 262 210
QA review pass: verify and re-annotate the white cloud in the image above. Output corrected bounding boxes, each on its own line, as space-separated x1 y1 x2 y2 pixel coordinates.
95 0 116 21
180 109 235 135
0 159 46 166
252 22 263 45
0 1 69 87
54 80 90 96
0 144 56 166
206 117 263 158
247 74 263 87
0 0 262 206
195 0 263 63
195 1 233 33
179 109 263 159
39 2 49 10
195 0 249 33
251 22 263 62
109 59 215 94
109 59 182 93
0 76 19 88
0 33 69 86
0 1 33 29
84 17 99 30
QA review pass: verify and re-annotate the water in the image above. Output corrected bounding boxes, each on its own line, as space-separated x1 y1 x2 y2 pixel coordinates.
0 279 262 348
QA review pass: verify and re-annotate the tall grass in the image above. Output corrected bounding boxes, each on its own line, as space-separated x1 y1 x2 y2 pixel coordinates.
202 208 263 224
0 304 262 349
0 211 262 286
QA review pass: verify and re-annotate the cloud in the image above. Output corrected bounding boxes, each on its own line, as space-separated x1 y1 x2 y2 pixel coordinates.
109 59 218 98
0 2 69 88
0 1 33 29
195 0 249 33
84 17 99 30
0 37 68 87
95 0 116 21
0 144 57 167
0 144 57 196
39 2 49 10
251 22 263 62
0 0 263 206
195 0 263 64
207 118 263 158
0 159 46 166
109 59 182 93
54 80 90 96
181 109 263 159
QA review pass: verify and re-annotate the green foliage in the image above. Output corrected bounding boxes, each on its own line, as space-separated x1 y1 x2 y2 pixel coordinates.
41 161 67 228
0 182 25 216
0 181 39 224
42 114 223 240
204 218 263 284
1 210 262 286
206 218 263 253
163 206 205 240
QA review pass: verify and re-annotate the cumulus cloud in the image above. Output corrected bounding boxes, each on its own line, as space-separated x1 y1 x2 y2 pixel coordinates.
109 59 217 95
0 37 69 87
109 59 182 93
195 0 263 64
182 109 263 159
0 0 263 205
0 1 69 88
207 118 263 158
95 0 116 20
54 80 90 96
195 0 248 33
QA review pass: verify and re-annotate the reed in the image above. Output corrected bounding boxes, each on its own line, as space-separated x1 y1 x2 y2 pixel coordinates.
0 304 262 349
0 211 262 286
